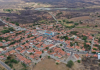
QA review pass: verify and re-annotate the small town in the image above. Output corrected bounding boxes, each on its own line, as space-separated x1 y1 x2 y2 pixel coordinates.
0 0 100 70
0 11 100 70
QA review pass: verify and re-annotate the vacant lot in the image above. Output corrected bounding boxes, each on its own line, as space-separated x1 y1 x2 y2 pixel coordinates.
33 57 85 70
34 58 69 70
0 10 54 25
68 16 91 22
82 57 100 70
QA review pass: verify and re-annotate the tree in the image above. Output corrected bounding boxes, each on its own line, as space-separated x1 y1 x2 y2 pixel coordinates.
98 38 100 43
70 42 73 46
79 21 83 24
62 49 64 51
77 60 80 63
7 56 11 60
74 23 79 25
40 55 42 58
8 27 15 31
6 17 10 21
46 47 49 50
1 30 10 34
48 56 50 59
66 60 74 68
10 59 18 63
22 63 26 68
60 44 62 46
56 62 59 65
70 31 78 35
95 25 98 27
15 22 19 26
63 20 65 22
9 63 13 68
82 36 87 41
42 50 44 53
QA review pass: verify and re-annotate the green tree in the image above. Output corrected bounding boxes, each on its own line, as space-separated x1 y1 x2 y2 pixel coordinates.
1 30 10 34
10 59 18 63
60 44 62 46
74 23 79 25
77 60 81 63
70 42 73 46
56 62 59 65
48 56 50 59
98 38 100 43
63 20 65 22
8 27 15 31
15 22 19 26
40 55 42 58
7 56 11 60
9 63 13 68
82 36 87 41
66 60 74 68
46 47 49 50
95 25 98 27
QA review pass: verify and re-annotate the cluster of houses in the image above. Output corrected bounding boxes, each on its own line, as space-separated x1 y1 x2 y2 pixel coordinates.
0 18 99 66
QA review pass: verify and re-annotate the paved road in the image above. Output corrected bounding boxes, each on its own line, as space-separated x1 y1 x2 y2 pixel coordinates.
0 61 11 70
90 37 95 53
48 12 58 25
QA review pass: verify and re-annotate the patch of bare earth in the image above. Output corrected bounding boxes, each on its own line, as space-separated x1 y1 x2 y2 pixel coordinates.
33 57 69 70
0 64 6 70
33 57 85 70
68 16 91 22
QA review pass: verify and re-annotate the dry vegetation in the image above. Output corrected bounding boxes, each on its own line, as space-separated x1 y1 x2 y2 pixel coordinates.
33 56 85 70
82 57 100 70
0 64 6 70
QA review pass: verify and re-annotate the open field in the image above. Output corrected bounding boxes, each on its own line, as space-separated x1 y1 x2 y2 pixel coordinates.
33 56 85 70
34 58 69 70
0 10 54 25
22 0 100 8
0 0 51 13
68 16 91 22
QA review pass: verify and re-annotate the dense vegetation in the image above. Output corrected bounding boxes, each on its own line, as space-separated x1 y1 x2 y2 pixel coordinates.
1 27 15 34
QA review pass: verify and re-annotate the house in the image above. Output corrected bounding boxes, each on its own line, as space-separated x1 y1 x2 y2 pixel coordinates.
0 43 3 47
16 47 22 51
56 60 60 63
16 54 31 65
36 36 43 42
20 50 26 54
0 48 4 52
93 54 98 58
0 56 6 60
27 49 34 54
88 36 93 40
45 30 53 36
55 54 62 58
9 50 16 54
73 54 81 61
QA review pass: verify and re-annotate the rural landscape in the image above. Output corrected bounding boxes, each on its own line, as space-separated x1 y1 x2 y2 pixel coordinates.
0 0 100 70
